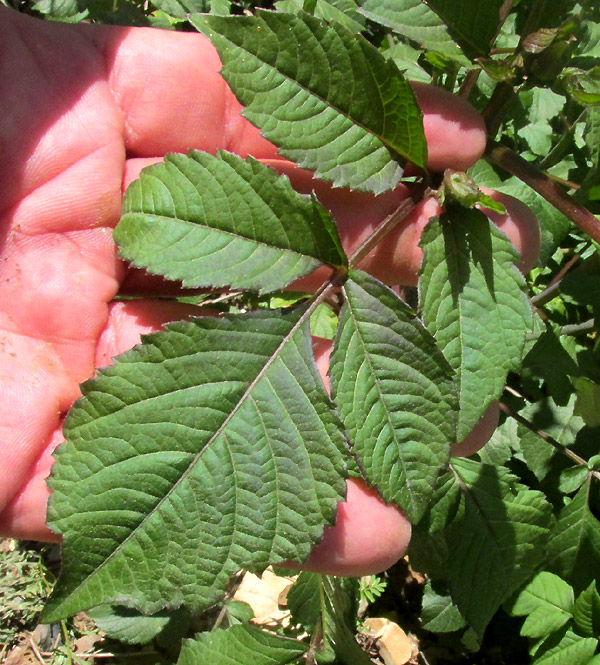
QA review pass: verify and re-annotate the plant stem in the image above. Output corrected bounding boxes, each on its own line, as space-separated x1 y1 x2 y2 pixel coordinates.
486 142 600 244
482 82 516 139
458 69 480 99
559 319 597 336
499 402 600 481
530 250 584 306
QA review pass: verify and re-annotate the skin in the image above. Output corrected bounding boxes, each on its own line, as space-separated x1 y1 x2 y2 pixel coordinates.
0 7 504 574
450 401 500 458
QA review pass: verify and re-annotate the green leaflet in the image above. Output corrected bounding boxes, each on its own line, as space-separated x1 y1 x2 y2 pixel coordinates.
573 582 600 638
360 0 470 65
330 269 456 523
419 208 535 441
88 605 190 646
177 625 306 665
421 580 466 633
507 572 574 639
43 310 347 621
531 627 598 665
115 151 346 294
447 460 553 637
423 0 505 61
192 11 427 194
274 0 365 33
545 478 600 592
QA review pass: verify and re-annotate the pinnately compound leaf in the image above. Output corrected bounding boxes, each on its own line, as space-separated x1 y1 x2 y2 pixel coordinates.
43 310 347 621
330 269 457 523
115 151 346 294
191 11 427 194
419 208 535 441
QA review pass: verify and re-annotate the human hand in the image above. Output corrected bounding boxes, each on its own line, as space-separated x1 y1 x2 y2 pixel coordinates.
0 7 536 574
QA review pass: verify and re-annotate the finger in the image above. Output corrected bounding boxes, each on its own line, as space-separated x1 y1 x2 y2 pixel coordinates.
300 336 412 576
90 25 277 160
478 188 541 273
411 83 486 172
0 300 202 541
91 26 485 171
450 401 500 458
286 477 412 577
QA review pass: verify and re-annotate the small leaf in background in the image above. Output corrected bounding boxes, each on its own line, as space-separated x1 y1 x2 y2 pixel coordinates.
330 269 457 523
521 327 579 406
385 41 431 83
530 627 597 665
31 0 88 21
507 572 574 639
43 311 347 621
545 478 600 594
274 0 365 33
582 106 600 198
558 465 590 495
286 571 322 636
289 573 369 664
148 0 223 19
446 459 554 637
177 624 306 665
321 577 373 665
572 377 600 427
192 11 427 194
420 580 466 633
116 151 346 294
573 581 600 638
88 605 190 646
310 304 338 340
359 0 470 65
419 207 535 440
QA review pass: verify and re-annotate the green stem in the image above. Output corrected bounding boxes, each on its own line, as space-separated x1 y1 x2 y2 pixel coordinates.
486 141 600 244
559 319 597 336
481 82 516 139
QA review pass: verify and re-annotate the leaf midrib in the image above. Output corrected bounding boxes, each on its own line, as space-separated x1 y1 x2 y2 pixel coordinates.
48 313 310 619
203 15 419 164
120 213 331 266
342 280 417 514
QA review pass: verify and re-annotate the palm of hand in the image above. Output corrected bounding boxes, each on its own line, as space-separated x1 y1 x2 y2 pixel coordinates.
0 12 278 539
0 9 489 560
